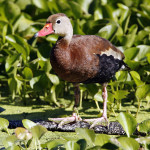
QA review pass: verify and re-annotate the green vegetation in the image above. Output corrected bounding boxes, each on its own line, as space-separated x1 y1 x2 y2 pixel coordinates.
0 0 150 149
0 116 150 150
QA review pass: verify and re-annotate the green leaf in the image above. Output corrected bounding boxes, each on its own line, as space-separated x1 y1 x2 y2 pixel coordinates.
65 141 80 150
15 127 32 140
0 118 9 131
98 23 118 40
47 73 59 85
117 112 137 137
22 67 33 80
6 145 21 150
22 119 36 129
136 84 150 100
94 91 103 102
118 137 140 150
29 76 41 89
130 71 144 86
16 0 31 10
77 139 86 150
5 54 21 74
94 134 110 146
6 35 30 62
75 128 95 147
8 77 17 99
47 139 66 149
135 45 150 61
124 47 139 60
137 119 150 134
31 125 47 140
32 0 49 11
13 14 33 32
76 0 93 14
3 135 18 148
141 4 150 16
4 1 20 22
113 90 129 100
147 53 150 64
69 1 82 19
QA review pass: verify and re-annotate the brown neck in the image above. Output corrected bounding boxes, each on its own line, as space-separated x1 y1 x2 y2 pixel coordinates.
57 36 71 49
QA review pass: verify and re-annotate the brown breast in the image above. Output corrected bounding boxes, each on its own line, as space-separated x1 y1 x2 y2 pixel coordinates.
50 35 124 83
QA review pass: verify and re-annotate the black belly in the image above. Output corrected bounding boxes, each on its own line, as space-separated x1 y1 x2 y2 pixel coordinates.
83 54 124 84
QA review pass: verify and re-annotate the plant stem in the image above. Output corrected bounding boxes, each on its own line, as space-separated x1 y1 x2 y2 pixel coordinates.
136 99 141 118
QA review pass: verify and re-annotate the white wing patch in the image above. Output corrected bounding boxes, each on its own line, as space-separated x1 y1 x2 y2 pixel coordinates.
101 48 122 60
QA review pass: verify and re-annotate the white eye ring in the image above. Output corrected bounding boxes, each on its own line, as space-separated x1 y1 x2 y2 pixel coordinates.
56 19 61 24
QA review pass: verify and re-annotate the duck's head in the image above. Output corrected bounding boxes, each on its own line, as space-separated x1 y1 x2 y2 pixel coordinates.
35 13 73 41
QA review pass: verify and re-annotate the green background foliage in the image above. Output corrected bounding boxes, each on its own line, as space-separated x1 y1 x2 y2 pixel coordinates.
0 0 150 149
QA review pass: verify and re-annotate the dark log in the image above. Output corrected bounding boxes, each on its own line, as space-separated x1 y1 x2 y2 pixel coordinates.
8 120 146 136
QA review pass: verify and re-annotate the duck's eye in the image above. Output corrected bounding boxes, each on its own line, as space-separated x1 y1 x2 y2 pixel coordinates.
56 19 61 24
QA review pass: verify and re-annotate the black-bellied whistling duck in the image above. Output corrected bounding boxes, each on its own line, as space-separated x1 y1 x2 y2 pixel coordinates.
35 13 128 128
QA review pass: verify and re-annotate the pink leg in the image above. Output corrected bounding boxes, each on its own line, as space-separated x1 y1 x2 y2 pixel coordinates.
49 83 82 128
102 83 108 118
84 83 108 128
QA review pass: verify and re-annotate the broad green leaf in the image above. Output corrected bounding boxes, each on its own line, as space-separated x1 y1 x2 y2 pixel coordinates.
38 60 51 72
113 90 129 100
136 84 150 100
6 145 21 150
86 84 99 97
76 0 93 13
141 4 150 16
73 19 85 35
124 47 139 60
4 1 20 22
0 118 9 131
47 139 66 149
47 73 59 85
130 71 144 86
94 91 103 102
32 0 49 11
98 23 118 40
118 137 140 150
22 119 36 129
116 71 128 81
22 67 33 80
65 141 80 150
95 134 110 146
77 139 86 150
137 119 150 134
31 125 47 140
125 60 140 70
13 14 33 32
15 127 32 140
69 1 82 19
75 128 95 147
94 8 103 20
117 112 137 137
5 54 21 74
136 137 150 145
30 76 41 89
3 135 18 148
16 0 31 10
135 45 150 61
6 35 30 61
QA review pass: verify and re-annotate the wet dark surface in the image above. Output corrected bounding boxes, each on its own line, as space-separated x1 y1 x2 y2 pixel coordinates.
8 120 146 136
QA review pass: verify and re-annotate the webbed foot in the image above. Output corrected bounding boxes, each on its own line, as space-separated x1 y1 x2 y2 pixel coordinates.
48 113 82 128
84 117 108 128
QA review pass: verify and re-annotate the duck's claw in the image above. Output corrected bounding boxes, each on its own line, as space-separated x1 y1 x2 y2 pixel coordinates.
48 113 82 128
84 117 108 128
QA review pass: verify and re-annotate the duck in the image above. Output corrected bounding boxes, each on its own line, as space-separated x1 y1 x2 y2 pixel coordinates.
35 13 128 128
